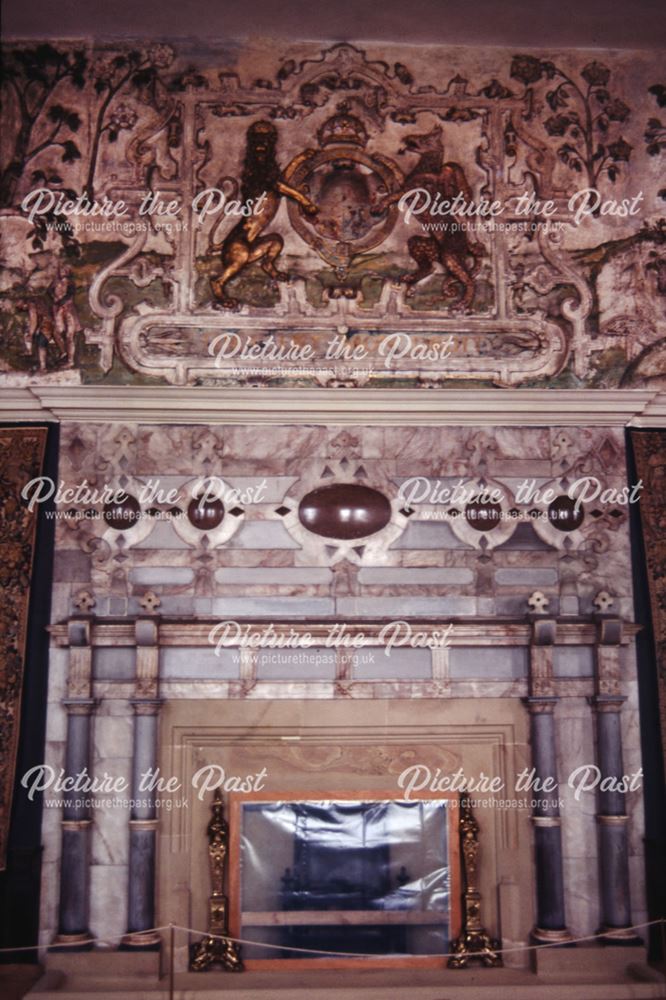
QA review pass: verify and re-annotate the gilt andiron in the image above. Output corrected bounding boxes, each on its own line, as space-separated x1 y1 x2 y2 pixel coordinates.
190 789 244 972
448 795 502 968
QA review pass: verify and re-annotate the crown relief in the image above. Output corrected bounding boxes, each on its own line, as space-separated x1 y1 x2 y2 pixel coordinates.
317 107 370 148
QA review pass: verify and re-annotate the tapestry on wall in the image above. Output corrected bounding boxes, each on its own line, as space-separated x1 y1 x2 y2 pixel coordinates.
0 41 664 388
0 426 47 870
632 429 666 771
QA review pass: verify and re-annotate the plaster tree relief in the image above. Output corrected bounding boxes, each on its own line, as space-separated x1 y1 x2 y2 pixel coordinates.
0 45 87 211
508 56 633 191
644 84 666 164
610 82 666 388
0 41 663 387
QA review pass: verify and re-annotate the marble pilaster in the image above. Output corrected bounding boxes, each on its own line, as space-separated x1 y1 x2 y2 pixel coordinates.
123 617 162 948
589 608 640 942
52 619 96 948
525 604 573 944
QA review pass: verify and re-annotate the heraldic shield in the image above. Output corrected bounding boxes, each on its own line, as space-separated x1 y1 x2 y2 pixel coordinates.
284 104 404 273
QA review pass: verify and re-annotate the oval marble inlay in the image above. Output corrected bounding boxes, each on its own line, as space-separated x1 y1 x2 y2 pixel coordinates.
187 497 225 530
103 495 141 528
298 483 391 540
464 500 502 531
548 495 584 531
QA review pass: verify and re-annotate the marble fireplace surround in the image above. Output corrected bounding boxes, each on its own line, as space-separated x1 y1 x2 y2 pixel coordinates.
42 612 646 959
34 413 651 989
38 413 648 966
160 698 530 974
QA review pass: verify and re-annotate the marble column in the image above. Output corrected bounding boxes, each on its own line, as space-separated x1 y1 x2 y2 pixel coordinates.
525 697 572 942
123 614 162 948
53 617 96 948
525 597 573 944
124 701 162 945
590 602 640 942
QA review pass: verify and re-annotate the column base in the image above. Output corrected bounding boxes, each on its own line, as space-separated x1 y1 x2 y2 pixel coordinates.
49 931 95 952
120 930 162 950
597 925 644 946
531 926 575 946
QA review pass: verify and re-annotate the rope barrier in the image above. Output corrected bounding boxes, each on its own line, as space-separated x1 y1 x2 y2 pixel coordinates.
0 917 663 961
0 927 172 955
171 918 665 960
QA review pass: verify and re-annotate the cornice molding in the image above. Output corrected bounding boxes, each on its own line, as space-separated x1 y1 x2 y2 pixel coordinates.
631 391 666 427
50 617 641 647
1 386 665 427
0 387 56 422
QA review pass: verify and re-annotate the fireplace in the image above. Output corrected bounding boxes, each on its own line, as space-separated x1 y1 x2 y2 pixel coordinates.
229 792 460 968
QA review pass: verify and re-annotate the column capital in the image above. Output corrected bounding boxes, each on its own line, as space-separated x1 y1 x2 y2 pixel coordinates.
130 698 163 716
588 694 626 713
522 696 558 714
62 698 97 715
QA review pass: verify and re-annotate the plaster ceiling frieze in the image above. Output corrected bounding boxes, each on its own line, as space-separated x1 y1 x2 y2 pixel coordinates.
0 42 663 390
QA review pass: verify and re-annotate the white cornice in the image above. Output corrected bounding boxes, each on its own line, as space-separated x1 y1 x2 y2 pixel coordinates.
630 392 666 427
0 387 57 421
1 386 665 427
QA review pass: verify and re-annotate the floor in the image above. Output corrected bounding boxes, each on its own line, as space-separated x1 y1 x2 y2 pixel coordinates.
2 949 664 1000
